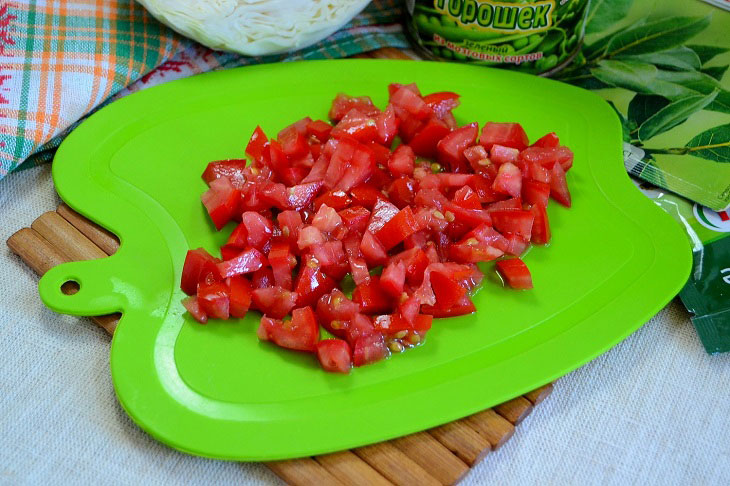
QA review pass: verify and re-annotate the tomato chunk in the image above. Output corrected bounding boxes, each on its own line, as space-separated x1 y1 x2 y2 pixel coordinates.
258 306 319 352
496 258 533 290
353 333 389 367
317 339 352 373
181 248 218 296
479 122 529 151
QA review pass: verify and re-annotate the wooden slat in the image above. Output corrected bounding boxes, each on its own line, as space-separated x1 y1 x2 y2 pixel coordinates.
7 227 67 275
31 210 107 261
466 409 515 450
57 203 120 255
354 442 441 486
392 431 469 485
428 421 490 467
315 451 391 486
266 458 344 486
524 383 554 405
494 396 533 426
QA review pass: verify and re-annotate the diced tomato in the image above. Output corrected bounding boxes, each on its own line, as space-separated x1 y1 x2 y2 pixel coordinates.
202 159 248 188
549 160 571 207
329 93 380 122
345 313 376 347
317 289 360 324
491 210 534 241
258 307 319 352
374 313 432 334
228 275 252 318
375 206 421 251
277 210 303 246
302 154 329 184
251 267 274 289
220 244 242 261
288 181 324 209
367 199 400 234
307 119 333 142
388 144 415 177
297 225 325 250
312 204 343 234
486 197 522 212
182 295 207 324
397 115 427 143
463 145 488 166
492 162 522 198
375 104 398 146
335 144 375 192
423 91 460 118
201 177 240 230
197 282 230 320
368 141 392 166
216 248 267 277
519 146 574 171
360 230 388 266
479 122 529 151
437 122 478 172
252 287 298 319
408 117 451 159
524 160 551 184
489 144 520 165
522 179 551 207
343 235 371 285
281 166 308 186
241 211 273 251
353 277 394 314
311 240 346 269
351 184 384 210
316 339 352 373
324 137 357 189
388 82 421 97
268 242 294 290
314 190 351 211
422 295 476 317
245 126 269 161
390 86 432 120
380 260 406 298
532 132 559 148
453 186 482 209
331 108 378 143
294 255 337 307
388 177 416 209
430 270 466 309
530 203 551 245
181 248 218 295
468 174 504 203
353 333 389 367
279 129 309 159
496 258 533 289
502 232 529 256
338 206 370 236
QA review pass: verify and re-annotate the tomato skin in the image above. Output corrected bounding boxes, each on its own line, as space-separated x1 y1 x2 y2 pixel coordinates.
317 339 352 373
228 275 252 318
532 132 559 148
496 258 533 289
522 179 551 207
181 248 218 296
201 177 240 230
353 333 389 367
408 117 451 159
479 122 529 151
529 203 551 245
391 248 430 286
288 181 325 210
314 190 351 211
258 307 319 352
198 282 230 320
216 247 267 277
182 296 208 324
390 86 432 120
430 270 466 309
367 199 400 234
437 122 479 172
353 277 394 314
331 109 378 143
338 206 370 236
375 206 421 250
246 126 269 161
350 184 384 210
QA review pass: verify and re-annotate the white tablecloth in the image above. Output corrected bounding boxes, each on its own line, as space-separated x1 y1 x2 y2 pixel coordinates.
1 165 729 485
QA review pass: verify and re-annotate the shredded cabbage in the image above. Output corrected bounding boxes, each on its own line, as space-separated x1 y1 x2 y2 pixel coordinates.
137 0 372 56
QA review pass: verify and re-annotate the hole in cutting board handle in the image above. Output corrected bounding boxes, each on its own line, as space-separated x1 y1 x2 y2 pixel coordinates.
61 280 80 295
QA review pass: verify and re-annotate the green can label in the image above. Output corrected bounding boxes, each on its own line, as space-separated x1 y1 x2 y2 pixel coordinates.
406 0 590 75
434 0 555 33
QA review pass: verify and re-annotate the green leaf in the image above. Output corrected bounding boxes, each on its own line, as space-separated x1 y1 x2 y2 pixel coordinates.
628 95 670 127
685 123 730 162
558 67 611 90
605 16 711 57
619 46 701 71
583 18 646 61
606 101 634 142
687 44 729 65
584 0 634 36
702 65 729 81
654 69 730 113
590 60 694 98
637 91 718 141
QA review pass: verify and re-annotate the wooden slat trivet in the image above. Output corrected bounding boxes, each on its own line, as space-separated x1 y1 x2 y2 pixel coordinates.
7 41 555 486
8 203 554 485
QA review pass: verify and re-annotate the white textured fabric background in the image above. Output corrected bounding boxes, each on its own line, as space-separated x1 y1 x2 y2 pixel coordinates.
1 165 729 485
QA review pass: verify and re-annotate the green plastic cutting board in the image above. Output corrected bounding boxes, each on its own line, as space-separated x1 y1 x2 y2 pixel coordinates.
39 60 691 461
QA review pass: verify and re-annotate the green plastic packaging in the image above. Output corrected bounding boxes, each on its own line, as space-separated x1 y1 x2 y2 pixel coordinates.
405 0 590 75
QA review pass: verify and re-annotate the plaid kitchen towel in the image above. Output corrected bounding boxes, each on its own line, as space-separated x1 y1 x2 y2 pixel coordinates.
0 0 407 181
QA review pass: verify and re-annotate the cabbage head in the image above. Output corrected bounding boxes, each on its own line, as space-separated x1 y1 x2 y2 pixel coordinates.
136 0 372 56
